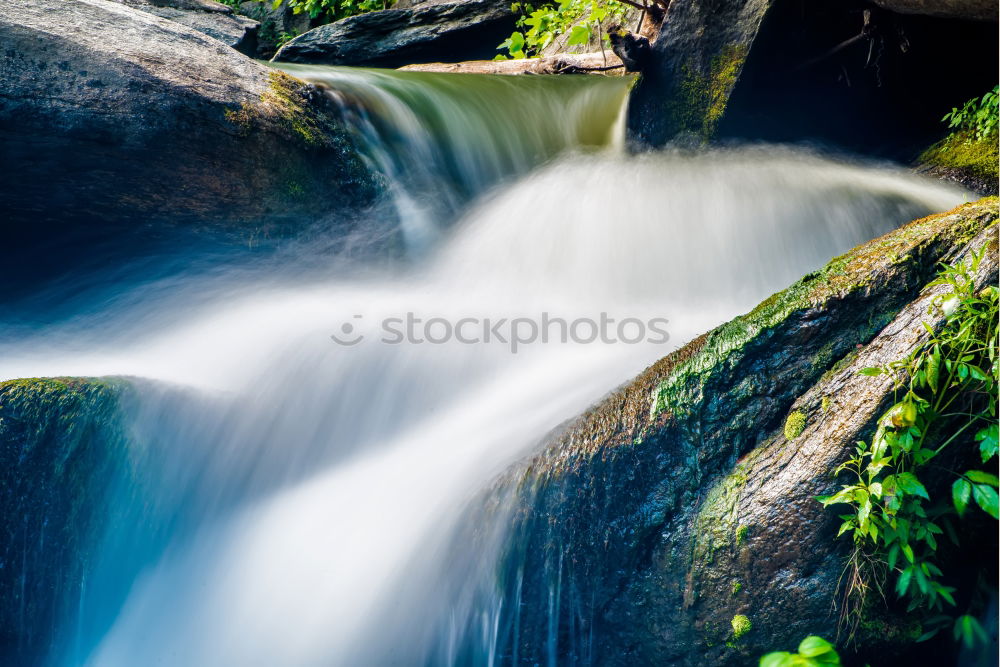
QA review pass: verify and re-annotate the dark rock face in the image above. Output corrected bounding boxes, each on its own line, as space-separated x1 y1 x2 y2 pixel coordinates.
113 0 260 54
272 0 516 67
0 0 379 297
626 0 772 146
872 0 996 21
0 378 132 665
484 200 998 665
628 0 998 160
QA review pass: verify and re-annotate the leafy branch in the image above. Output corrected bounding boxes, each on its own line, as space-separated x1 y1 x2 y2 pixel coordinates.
496 0 630 59
817 247 998 643
942 86 999 142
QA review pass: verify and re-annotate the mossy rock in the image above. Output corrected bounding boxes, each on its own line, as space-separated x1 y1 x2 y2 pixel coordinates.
0 377 133 665
0 0 381 270
918 131 999 196
627 0 767 145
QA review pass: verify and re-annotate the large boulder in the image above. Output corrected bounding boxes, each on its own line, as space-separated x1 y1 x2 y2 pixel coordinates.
481 199 998 665
0 0 378 294
626 0 771 146
113 0 260 54
272 0 516 67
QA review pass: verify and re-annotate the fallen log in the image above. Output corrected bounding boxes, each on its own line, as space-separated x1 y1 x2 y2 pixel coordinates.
399 52 626 75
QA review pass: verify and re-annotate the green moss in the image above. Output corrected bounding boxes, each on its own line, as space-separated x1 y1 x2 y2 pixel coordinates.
731 580 742 596
225 71 327 148
264 71 324 146
704 44 748 136
0 376 135 654
811 340 837 373
735 523 749 545
667 43 748 141
692 463 750 567
821 395 831 412
919 131 999 182
784 410 806 440
731 614 751 640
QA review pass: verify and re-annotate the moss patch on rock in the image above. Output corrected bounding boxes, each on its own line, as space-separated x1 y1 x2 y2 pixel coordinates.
226 70 335 148
0 377 134 664
669 43 749 141
783 410 806 440
919 130 999 194
731 614 751 639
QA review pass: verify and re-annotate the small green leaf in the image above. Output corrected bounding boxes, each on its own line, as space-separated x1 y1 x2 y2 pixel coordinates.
972 483 999 519
859 367 883 376
952 478 972 516
797 636 835 657
895 472 930 500
978 424 999 462
896 568 912 596
565 23 591 46
759 652 796 667
965 470 999 487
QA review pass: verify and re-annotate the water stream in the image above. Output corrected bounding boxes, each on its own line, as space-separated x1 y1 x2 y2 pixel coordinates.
0 65 971 666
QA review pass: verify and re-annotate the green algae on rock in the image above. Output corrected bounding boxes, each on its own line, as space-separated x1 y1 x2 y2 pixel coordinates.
0 377 134 665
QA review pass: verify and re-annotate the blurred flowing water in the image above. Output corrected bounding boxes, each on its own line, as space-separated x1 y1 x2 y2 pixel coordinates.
0 65 971 666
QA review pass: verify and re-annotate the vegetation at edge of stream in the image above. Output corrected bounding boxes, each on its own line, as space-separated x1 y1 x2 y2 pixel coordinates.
496 0 630 59
816 248 998 646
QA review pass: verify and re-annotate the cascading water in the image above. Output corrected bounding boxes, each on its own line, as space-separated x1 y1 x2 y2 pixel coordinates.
0 65 972 666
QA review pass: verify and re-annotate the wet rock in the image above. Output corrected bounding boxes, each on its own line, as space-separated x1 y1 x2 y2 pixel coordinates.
0 378 133 665
487 199 998 665
272 0 516 67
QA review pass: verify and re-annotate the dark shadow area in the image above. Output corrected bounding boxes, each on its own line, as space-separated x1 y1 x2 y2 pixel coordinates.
719 0 999 162
0 202 403 331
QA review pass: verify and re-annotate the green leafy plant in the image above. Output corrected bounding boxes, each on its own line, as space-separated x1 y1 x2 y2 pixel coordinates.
942 86 999 142
275 30 300 47
273 0 387 23
495 0 628 59
760 636 841 667
818 248 998 639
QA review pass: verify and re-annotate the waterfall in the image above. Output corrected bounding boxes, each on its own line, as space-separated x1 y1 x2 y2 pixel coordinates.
0 67 971 666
